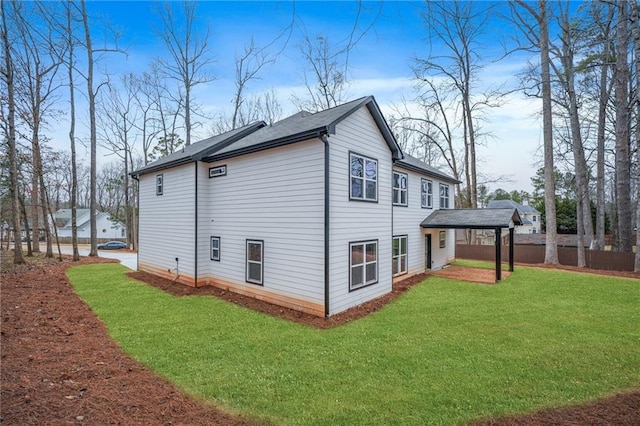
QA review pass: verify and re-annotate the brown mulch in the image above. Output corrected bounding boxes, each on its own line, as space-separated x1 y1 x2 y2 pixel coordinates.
0 255 253 425
1 253 639 425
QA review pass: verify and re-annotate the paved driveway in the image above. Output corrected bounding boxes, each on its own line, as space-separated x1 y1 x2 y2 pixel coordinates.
57 244 137 270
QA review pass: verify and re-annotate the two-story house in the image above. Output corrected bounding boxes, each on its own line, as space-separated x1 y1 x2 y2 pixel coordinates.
132 96 459 317
487 199 541 234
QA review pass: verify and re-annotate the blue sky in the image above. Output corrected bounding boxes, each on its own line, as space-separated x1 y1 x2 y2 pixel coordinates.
60 1 543 193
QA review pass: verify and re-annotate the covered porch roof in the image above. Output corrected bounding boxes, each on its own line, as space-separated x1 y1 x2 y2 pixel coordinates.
420 208 522 230
420 208 522 282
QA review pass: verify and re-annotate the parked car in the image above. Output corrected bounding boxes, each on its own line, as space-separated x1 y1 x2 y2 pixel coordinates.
97 241 127 250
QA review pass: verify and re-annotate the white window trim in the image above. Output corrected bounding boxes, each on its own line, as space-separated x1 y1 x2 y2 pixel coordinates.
246 240 264 285
156 174 163 196
439 184 450 209
210 236 220 261
392 235 408 277
421 178 433 209
349 152 378 202
439 231 446 249
393 171 408 206
349 240 378 291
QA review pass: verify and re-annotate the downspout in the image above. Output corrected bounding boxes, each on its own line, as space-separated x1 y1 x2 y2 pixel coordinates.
322 133 330 317
194 161 198 287
132 173 140 271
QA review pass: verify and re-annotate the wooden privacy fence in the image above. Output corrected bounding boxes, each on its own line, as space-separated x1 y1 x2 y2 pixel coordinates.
456 244 636 272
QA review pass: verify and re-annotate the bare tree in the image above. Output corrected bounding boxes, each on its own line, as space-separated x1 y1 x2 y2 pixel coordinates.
613 0 633 253
0 0 25 264
154 1 214 146
632 0 640 271
413 0 502 209
65 1 79 260
512 0 559 264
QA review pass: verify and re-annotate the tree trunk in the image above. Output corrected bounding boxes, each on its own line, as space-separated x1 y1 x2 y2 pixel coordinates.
632 0 640 271
30 174 39 252
540 0 558 264
1 0 25 264
595 40 611 250
614 0 632 252
19 193 33 256
81 0 98 256
67 3 80 261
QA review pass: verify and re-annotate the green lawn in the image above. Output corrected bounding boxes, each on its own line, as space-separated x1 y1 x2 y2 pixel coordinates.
68 264 640 425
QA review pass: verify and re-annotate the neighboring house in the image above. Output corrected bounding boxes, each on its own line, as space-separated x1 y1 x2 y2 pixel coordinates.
131 96 459 317
487 199 541 234
53 209 126 239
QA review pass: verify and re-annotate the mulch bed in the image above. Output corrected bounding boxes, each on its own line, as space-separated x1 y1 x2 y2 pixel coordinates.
2 253 639 424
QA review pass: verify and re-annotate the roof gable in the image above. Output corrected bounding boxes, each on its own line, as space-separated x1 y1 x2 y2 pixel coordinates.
487 199 539 215
394 154 459 184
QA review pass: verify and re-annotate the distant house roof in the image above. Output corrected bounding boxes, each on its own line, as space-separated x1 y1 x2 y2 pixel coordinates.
421 208 522 229
487 199 539 215
52 209 124 230
394 154 460 184
131 96 403 177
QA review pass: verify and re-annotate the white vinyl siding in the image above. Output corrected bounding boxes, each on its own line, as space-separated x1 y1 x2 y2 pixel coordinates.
139 163 196 283
392 235 408 276
329 106 393 315
393 171 408 206
202 139 324 304
421 179 433 208
393 166 456 275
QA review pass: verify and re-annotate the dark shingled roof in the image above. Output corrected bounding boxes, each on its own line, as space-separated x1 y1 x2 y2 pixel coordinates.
131 122 266 177
421 208 522 229
395 154 459 184
131 96 403 176
204 96 402 162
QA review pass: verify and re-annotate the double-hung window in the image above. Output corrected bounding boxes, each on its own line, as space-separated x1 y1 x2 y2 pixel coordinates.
246 240 263 285
350 153 377 202
350 240 378 290
156 174 163 196
392 235 408 276
393 171 408 206
439 231 446 248
210 237 220 261
439 184 450 209
421 179 433 208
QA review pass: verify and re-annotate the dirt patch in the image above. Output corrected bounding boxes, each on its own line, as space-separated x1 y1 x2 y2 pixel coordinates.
430 265 510 284
1 254 253 425
2 253 638 425
127 270 429 329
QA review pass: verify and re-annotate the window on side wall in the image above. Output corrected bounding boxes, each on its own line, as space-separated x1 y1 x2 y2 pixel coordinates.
210 236 220 261
439 231 446 248
350 153 377 202
156 174 163 196
246 240 263 285
421 179 433 208
392 235 408 276
393 171 408 206
439 184 450 209
350 240 378 290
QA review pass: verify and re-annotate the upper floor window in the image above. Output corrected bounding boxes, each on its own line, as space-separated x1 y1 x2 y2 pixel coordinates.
439 184 450 209
156 174 163 196
393 171 408 206
532 215 537 222
421 179 433 208
209 165 227 178
350 153 377 202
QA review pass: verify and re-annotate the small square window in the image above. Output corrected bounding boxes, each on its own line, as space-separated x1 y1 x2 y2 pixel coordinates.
156 174 163 196
210 236 220 261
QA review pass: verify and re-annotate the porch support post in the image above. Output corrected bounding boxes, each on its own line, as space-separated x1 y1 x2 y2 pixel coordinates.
509 227 514 272
495 227 502 282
